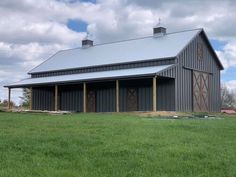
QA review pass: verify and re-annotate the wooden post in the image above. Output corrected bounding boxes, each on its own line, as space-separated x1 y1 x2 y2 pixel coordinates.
8 88 11 110
55 85 58 111
83 82 86 113
116 80 119 112
29 87 32 110
153 76 157 112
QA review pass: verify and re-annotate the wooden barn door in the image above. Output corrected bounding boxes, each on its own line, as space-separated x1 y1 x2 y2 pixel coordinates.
193 71 209 112
87 90 96 112
126 88 138 111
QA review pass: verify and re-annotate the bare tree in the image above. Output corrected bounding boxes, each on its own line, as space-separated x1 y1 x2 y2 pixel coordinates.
1 99 15 108
221 85 236 109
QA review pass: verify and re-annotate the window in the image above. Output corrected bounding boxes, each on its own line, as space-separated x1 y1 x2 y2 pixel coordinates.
197 42 203 60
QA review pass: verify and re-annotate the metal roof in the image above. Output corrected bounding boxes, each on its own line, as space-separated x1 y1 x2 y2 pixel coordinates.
6 65 174 88
29 29 201 74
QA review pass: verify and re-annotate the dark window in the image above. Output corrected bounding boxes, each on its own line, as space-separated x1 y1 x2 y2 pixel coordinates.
197 42 203 60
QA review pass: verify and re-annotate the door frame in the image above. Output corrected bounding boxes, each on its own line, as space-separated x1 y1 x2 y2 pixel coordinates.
126 87 138 111
86 90 96 112
192 70 210 112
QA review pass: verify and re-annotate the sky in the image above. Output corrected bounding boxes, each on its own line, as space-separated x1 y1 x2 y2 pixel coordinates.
0 0 236 105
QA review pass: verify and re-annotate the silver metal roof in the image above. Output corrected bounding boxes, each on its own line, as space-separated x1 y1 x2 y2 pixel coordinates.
29 29 201 74
7 65 174 88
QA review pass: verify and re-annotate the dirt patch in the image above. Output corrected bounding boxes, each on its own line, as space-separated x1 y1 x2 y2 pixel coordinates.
7 109 72 115
136 111 191 118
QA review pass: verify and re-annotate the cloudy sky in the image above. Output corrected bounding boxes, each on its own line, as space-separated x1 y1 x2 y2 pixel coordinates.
0 0 236 105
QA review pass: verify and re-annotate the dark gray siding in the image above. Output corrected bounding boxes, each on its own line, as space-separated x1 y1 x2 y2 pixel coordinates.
157 78 175 111
59 84 83 112
30 31 221 113
87 82 116 112
157 66 176 78
138 85 153 111
32 86 54 111
119 79 153 112
31 77 176 112
176 32 221 112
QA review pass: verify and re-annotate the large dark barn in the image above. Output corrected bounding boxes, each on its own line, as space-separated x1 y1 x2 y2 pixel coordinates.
5 26 224 112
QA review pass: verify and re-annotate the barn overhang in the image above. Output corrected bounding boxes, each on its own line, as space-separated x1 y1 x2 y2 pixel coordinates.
5 64 176 88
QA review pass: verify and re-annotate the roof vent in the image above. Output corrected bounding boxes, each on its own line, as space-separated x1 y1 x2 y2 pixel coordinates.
82 33 93 48
153 18 166 37
153 26 167 37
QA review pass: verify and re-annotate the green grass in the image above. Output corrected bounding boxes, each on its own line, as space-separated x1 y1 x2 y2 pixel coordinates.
0 112 236 177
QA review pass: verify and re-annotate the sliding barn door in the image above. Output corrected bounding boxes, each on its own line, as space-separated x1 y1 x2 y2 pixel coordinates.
126 88 138 111
87 90 96 112
193 71 209 112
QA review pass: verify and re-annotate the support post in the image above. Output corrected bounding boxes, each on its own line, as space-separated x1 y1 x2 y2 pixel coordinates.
55 85 58 111
29 87 32 110
8 88 11 110
116 80 119 112
83 82 86 113
153 76 157 112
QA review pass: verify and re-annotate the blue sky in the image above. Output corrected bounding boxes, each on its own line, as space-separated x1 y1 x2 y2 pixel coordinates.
67 19 88 32
210 39 227 51
80 0 96 3
0 0 236 104
209 39 233 82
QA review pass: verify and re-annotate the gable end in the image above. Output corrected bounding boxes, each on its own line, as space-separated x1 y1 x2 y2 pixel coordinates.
177 29 224 70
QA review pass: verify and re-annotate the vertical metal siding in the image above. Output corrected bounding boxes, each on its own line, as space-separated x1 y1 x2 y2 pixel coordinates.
157 78 175 111
32 86 54 111
87 82 116 112
59 84 83 112
119 79 153 112
176 32 221 112
119 86 127 112
95 83 116 112
157 66 176 78
138 83 153 111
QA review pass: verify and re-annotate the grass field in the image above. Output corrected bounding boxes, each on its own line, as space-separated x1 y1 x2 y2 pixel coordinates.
0 112 236 177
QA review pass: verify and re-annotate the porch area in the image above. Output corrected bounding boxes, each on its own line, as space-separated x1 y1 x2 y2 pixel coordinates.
7 77 175 112
6 64 176 112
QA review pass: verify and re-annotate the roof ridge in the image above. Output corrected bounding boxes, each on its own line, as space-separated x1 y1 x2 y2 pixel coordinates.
60 28 203 52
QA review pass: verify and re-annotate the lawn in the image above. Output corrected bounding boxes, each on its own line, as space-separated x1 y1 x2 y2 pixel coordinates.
0 112 236 177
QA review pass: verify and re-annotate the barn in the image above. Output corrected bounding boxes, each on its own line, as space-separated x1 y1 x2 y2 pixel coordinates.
5 26 224 112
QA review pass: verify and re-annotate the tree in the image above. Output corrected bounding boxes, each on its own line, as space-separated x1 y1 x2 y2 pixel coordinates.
221 85 236 109
19 88 30 107
1 99 15 108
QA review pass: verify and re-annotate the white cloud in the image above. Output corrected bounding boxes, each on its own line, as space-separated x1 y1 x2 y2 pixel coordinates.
216 43 236 69
1 0 236 104
223 80 236 93
0 41 70 104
